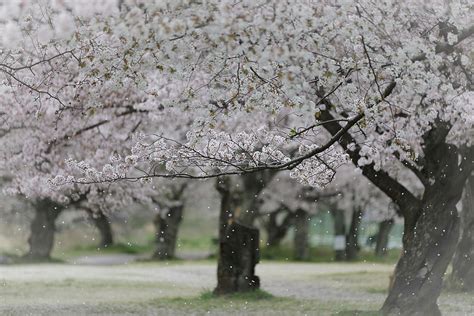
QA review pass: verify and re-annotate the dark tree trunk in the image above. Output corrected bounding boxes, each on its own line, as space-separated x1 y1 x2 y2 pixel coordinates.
265 208 294 247
234 173 274 227
214 175 270 294
216 177 235 242
375 219 394 257
293 208 309 260
379 137 469 315
346 208 363 261
381 192 461 316
318 82 473 315
24 199 63 260
152 203 184 260
450 176 474 291
332 208 346 261
86 209 113 248
214 222 260 295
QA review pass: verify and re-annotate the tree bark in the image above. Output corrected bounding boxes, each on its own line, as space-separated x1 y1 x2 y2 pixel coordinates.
318 106 473 314
214 221 260 295
375 219 394 257
214 175 269 294
379 136 469 315
152 203 184 260
331 208 346 261
235 173 275 226
86 209 113 248
450 175 474 291
381 193 461 316
346 207 363 261
293 208 310 260
24 199 63 260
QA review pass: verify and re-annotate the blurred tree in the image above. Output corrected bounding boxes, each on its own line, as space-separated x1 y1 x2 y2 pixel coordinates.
450 175 474 291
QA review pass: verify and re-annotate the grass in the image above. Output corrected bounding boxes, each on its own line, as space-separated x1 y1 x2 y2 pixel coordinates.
317 271 390 295
0 253 65 265
148 291 380 316
54 234 215 260
261 245 400 264
1 261 472 315
67 242 152 255
200 288 274 300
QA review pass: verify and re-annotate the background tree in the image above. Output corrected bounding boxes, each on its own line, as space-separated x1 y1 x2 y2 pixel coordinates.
450 174 474 291
151 180 188 260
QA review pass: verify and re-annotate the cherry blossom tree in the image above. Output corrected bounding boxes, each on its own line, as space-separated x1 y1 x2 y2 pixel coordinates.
1 0 473 312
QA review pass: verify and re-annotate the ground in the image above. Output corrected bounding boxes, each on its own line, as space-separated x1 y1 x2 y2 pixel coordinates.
1 259 472 315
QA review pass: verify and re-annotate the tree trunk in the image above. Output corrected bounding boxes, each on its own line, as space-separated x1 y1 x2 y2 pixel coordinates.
450 176 474 291
265 208 294 247
152 203 184 260
375 219 394 257
381 193 461 316
293 208 309 260
214 222 260 295
86 209 113 248
317 93 473 315
24 199 63 260
346 208 363 261
234 173 267 227
214 176 261 294
332 208 346 261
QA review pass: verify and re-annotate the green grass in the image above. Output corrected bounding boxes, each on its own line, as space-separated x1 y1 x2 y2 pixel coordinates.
73 242 153 254
147 291 380 316
0 253 65 265
54 237 216 261
317 271 390 295
176 235 216 253
261 245 400 264
53 241 154 260
200 289 274 300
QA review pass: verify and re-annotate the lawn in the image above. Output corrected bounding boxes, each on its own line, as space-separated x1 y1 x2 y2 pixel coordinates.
0 260 472 315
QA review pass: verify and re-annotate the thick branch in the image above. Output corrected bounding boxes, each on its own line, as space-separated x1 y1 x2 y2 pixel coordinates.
318 106 420 217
